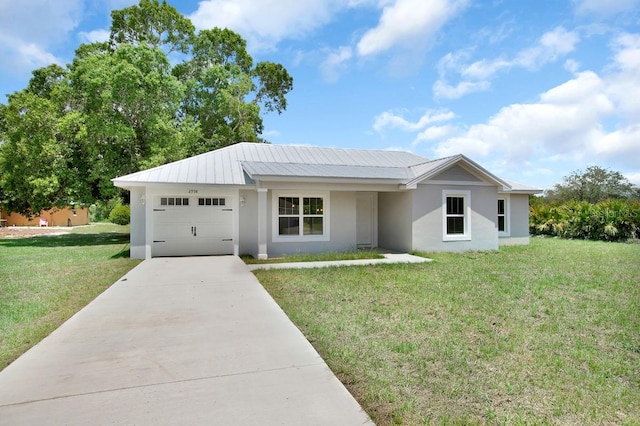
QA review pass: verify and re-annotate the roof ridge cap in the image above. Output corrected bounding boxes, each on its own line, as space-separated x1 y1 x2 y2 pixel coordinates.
410 154 460 167
261 143 428 156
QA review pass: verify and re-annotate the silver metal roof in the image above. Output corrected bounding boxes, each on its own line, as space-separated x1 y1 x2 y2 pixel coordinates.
501 179 543 193
112 142 540 192
241 161 412 181
113 143 426 186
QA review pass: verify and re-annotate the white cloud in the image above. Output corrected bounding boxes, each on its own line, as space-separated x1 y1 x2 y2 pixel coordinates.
432 79 490 99
612 33 640 71
625 171 640 186
595 125 640 166
189 0 346 51
320 46 353 82
0 0 83 77
373 109 455 133
540 70 607 105
414 125 458 143
356 0 468 57
435 27 580 100
429 44 640 177
460 57 511 80
0 34 62 76
190 0 468 81
605 33 640 120
434 71 614 163
564 59 581 72
572 0 640 16
514 27 580 70
0 0 83 45
78 29 110 44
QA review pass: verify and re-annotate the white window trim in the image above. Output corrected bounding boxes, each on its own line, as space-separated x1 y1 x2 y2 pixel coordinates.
272 191 330 242
496 194 511 237
442 189 471 241
498 195 510 237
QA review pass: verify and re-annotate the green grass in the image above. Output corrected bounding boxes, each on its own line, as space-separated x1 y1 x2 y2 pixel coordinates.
241 249 384 264
255 238 640 425
0 224 141 370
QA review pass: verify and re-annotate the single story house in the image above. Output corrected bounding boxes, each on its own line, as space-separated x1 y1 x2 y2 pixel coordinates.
112 143 541 259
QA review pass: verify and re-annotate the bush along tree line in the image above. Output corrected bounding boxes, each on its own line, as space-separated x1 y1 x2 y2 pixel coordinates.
530 166 640 242
0 0 293 218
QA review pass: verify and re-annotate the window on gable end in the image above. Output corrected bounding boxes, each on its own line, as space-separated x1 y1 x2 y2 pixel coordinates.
498 196 509 236
442 190 471 241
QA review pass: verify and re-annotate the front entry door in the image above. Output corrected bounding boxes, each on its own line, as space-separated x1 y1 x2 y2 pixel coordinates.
356 193 377 248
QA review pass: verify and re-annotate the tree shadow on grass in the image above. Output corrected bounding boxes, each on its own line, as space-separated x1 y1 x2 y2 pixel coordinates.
110 247 131 259
0 232 130 249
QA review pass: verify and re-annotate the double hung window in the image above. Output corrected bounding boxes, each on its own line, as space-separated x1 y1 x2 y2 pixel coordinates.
442 190 471 241
273 192 329 241
497 197 509 235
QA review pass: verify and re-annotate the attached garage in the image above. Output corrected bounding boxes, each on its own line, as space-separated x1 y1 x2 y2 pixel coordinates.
151 195 234 257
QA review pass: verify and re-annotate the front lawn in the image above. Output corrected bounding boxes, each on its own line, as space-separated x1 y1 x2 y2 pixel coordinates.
0 224 141 370
255 238 640 425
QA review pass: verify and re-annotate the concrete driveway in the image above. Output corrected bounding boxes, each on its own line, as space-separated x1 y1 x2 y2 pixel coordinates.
0 256 372 425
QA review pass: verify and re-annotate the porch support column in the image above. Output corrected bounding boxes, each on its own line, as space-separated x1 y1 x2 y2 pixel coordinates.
257 188 268 260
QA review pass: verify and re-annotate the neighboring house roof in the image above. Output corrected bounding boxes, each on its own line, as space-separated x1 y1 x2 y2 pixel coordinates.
112 142 541 193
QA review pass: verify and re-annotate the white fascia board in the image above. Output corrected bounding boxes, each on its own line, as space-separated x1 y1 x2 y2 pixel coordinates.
112 180 254 191
499 189 543 195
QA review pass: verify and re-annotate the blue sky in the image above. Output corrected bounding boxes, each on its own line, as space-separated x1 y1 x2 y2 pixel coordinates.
1 0 639 190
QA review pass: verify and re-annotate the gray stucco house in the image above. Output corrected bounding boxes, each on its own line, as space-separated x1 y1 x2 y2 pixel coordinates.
112 143 540 259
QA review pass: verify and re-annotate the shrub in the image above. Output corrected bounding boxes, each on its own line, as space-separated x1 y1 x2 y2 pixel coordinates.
91 197 123 222
531 199 640 242
108 204 130 225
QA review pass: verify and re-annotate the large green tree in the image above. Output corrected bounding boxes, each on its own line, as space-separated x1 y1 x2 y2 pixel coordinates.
0 0 292 216
174 28 292 152
544 166 638 204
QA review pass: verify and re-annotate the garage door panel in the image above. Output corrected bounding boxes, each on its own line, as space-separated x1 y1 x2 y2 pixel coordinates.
152 196 234 257
154 212 192 225
153 223 194 241
153 239 192 257
195 218 233 237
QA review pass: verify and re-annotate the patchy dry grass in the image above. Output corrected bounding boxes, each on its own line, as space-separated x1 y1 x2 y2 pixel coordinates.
255 238 640 425
0 224 141 370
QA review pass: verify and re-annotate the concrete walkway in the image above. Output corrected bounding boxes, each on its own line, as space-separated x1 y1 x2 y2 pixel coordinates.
248 252 432 271
0 256 373 425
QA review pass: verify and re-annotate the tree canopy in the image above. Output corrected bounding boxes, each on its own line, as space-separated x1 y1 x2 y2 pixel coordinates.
543 166 638 204
0 0 293 216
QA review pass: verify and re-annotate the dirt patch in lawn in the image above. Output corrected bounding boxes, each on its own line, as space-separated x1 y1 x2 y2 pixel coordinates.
0 226 73 239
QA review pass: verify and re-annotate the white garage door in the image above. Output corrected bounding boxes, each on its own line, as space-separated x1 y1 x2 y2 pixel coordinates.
152 196 233 257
